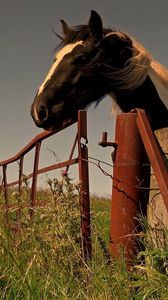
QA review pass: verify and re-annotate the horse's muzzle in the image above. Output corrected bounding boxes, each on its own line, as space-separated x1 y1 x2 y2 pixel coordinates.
30 102 49 128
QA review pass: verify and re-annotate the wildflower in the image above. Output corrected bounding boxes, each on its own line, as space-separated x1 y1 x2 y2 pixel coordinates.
61 170 68 177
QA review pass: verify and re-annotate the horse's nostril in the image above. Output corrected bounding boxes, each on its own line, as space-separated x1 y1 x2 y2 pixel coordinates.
38 106 48 122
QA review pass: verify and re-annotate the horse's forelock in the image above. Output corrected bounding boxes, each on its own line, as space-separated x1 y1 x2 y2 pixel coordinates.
57 25 112 48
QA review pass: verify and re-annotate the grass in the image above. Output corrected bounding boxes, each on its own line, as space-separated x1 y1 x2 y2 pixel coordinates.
0 176 168 299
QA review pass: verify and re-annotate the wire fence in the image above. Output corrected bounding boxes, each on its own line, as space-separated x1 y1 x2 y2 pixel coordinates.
0 110 167 216
0 109 168 261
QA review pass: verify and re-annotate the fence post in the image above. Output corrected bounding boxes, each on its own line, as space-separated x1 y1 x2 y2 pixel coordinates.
110 112 150 262
17 155 24 223
78 110 92 260
30 141 41 220
3 164 8 221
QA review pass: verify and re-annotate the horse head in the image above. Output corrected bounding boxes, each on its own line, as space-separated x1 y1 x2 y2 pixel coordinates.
31 10 132 130
31 10 168 130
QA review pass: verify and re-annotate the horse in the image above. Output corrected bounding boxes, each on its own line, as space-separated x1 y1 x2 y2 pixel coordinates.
31 10 168 131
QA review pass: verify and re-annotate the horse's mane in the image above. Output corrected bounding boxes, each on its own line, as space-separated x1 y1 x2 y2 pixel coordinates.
57 25 168 91
103 31 168 91
103 32 152 90
150 60 168 88
57 25 112 48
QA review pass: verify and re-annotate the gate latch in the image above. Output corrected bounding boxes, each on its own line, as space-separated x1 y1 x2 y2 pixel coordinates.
98 132 118 162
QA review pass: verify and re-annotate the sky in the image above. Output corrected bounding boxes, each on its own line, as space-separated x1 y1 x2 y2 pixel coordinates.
0 0 168 196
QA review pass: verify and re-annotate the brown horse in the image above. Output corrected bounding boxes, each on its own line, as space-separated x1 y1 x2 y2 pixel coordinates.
31 10 168 131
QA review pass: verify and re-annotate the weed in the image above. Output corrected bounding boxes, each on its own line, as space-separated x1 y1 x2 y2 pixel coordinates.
0 176 168 299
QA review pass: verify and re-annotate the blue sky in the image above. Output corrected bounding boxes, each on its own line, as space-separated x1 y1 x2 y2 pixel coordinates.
0 0 168 195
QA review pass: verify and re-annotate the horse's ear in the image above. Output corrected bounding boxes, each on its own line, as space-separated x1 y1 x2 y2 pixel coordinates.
60 19 73 37
89 10 103 40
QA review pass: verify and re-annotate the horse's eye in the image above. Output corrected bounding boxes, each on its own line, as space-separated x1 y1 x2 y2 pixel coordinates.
75 55 88 65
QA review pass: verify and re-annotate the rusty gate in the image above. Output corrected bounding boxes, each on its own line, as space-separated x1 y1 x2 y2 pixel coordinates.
0 110 91 259
0 108 168 262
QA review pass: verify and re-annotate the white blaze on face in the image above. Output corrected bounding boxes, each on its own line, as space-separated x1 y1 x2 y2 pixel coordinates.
37 41 84 96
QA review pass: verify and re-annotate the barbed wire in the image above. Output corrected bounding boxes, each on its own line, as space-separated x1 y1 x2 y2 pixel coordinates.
80 156 160 192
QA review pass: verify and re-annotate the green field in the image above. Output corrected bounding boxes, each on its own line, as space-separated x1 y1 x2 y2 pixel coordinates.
0 177 168 299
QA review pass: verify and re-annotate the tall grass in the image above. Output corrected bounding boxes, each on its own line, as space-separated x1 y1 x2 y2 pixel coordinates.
0 176 168 299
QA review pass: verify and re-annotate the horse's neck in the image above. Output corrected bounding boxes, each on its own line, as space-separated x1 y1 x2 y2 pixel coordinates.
148 60 168 110
108 64 168 130
109 59 168 113
109 92 123 114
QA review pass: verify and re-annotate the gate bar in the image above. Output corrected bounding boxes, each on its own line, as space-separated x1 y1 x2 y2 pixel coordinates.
3 164 8 220
136 109 168 211
78 110 91 260
65 133 78 173
17 155 24 222
30 141 41 219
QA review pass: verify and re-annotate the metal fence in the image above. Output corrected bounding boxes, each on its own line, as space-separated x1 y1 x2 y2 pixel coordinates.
108 109 168 261
0 110 91 259
0 108 168 262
